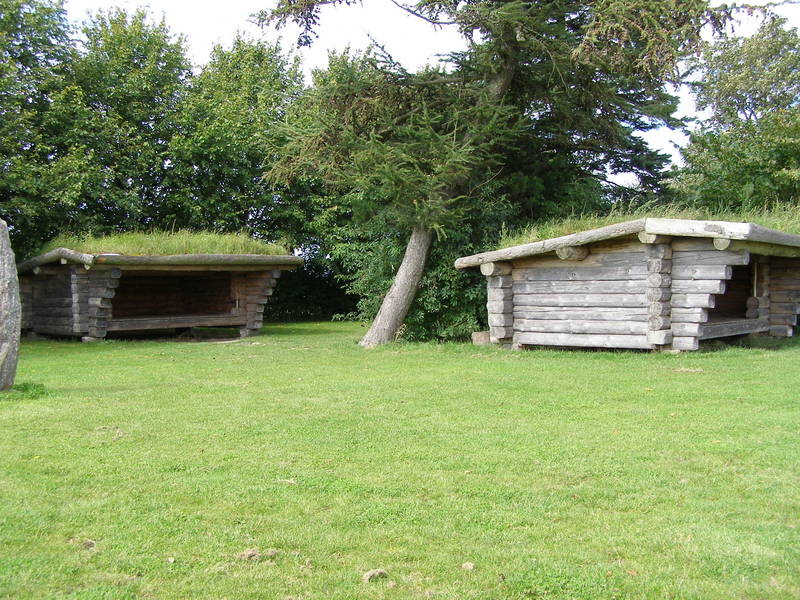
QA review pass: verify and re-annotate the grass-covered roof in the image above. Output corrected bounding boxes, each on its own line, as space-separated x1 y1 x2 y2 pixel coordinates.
40 230 289 257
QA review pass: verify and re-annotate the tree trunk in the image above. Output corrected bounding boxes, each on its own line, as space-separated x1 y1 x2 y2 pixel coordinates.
359 223 433 348
0 219 20 391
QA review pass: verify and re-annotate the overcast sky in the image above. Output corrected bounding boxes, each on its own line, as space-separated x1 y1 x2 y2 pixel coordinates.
63 0 800 173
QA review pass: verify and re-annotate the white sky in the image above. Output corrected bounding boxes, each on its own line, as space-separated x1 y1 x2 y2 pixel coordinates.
63 0 800 175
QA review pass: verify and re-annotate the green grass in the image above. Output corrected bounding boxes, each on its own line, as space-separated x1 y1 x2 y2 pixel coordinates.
40 230 288 257
1 322 798 599
499 203 800 249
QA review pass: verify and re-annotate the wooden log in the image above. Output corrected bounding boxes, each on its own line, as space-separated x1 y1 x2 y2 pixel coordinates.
514 293 647 308
489 325 513 340
647 302 670 317
515 266 646 281
770 290 800 303
17 247 94 274
33 298 73 308
646 288 672 302
555 246 589 261
514 319 649 335
770 302 800 314
92 254 302 267
454 219 646 269
88 298 112 309
746 308 769 319
487 300 513 313
487 275 512 289
487 288 512 302
746 296 769 309
106 314 245 331
769 325 794 337
671 337 699 351
488 313 513 327
671 280 726 294
671 294 715 308
514 331 651 349
672 250 749 266
713 238 800 257
671 308 708 323
648 316 671 330
480 262 513 276
647 330 673 345
672 322 701 337
769 279 800 291
639 232 672 245
512 308 648 321
647 273 671 287
700 318 770 339
769 314 797 326
647 259 672 273
512 280 646 294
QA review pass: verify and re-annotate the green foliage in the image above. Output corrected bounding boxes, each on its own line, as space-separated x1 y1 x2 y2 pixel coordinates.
39 230 288 256
4 382 49 400
670 17 800 210
690 16 800 126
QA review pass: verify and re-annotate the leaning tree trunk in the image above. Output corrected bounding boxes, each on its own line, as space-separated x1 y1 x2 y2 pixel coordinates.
0 219 20 391
359 223 434 348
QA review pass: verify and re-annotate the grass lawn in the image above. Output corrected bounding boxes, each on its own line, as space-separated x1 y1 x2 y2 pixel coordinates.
1 322 798 599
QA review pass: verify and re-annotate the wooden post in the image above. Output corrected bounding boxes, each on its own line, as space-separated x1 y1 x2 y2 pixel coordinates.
239 270 281 337
481 262 513 346
644 242 673 349
82 268 121 342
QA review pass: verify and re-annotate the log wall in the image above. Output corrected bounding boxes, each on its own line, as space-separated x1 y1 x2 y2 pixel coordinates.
20 265 283 341
477 235 797 352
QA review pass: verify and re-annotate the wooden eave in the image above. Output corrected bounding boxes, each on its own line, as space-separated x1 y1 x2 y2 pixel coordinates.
454 218 800 269
17 247 302 274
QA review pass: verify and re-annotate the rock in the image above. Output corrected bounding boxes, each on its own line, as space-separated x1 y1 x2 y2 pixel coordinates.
471 331 491 346
0 219 20 391
461 562 475 570
362 568 388 583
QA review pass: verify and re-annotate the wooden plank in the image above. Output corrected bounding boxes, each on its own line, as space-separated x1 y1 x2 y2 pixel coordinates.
671 265 732 280
771 290 800 303
512 280 646 294
672 250 749 266
514 266 647 281
454 220 646 268
514 331 651 349
671 280 726 294
513 250 645 270
514 293 646 308
648 316 671 330
647 259 672 273
514 319 649 334
480 262 512 276
671 337 699 351
672 322 701 337
644 218 754 241
647 330 673 345
512 308 648 321
671 308 709 323
107 314 245 331
671 294 715 308
700 319 770 339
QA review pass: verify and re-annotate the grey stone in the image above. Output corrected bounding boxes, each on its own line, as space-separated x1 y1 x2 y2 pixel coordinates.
0 219 20 391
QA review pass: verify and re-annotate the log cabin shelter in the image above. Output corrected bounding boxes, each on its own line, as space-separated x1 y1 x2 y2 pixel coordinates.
455 218 800 351
17 248 303 341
